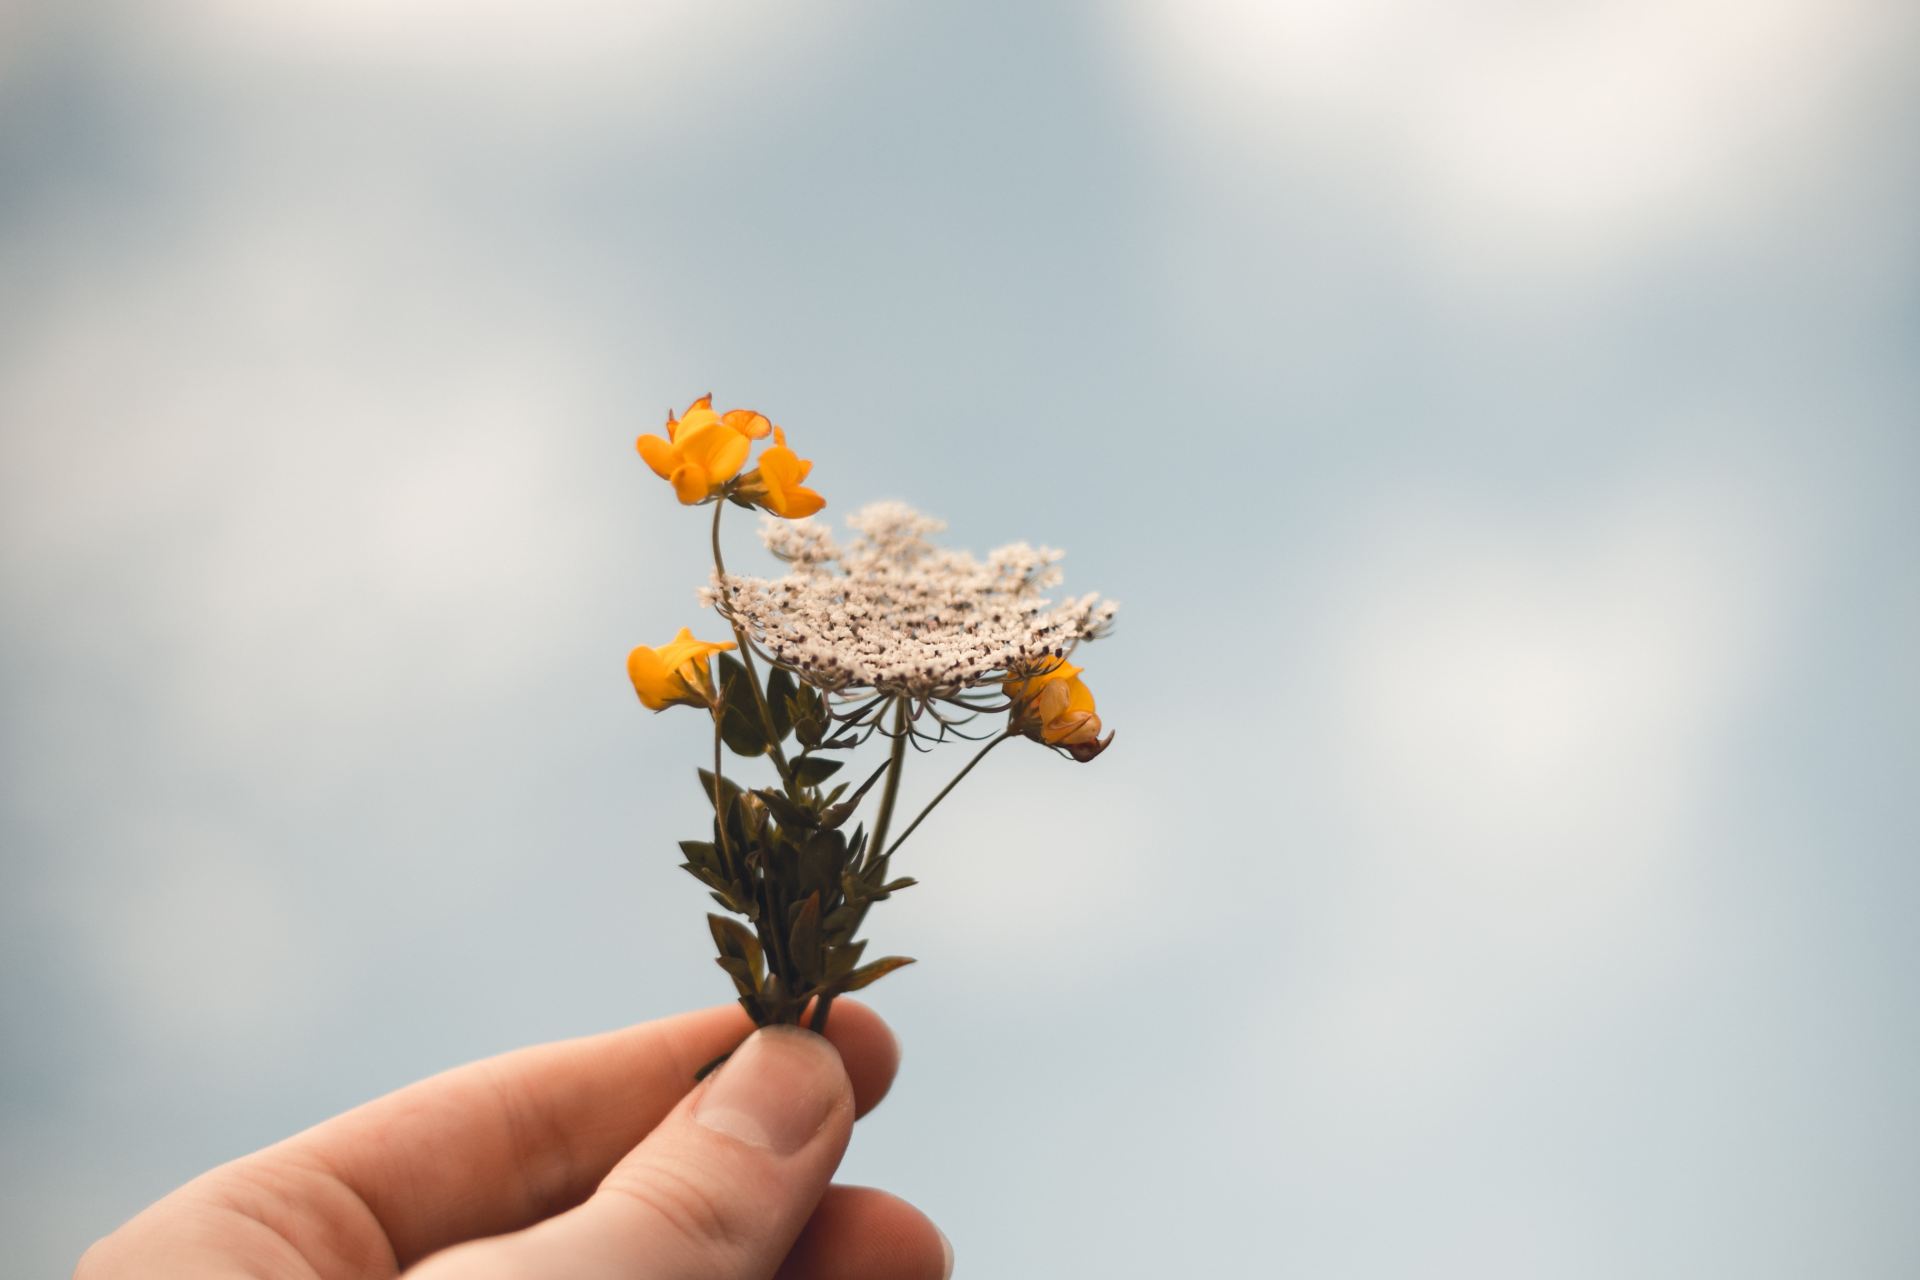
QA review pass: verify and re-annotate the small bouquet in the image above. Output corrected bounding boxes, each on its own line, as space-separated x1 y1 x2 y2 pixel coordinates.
626 396 1116 1055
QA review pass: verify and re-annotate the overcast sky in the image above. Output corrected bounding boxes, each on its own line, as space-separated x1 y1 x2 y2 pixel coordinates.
3 1 1917 1274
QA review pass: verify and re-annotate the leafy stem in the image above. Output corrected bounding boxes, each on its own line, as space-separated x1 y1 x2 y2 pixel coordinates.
711 708 730 873
865 699 909 863
808 994 835 1036
710 497 795 789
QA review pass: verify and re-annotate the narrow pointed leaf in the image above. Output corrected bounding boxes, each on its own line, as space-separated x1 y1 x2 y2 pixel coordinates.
832 955 915 994
754 787 816 830
791 755 845 787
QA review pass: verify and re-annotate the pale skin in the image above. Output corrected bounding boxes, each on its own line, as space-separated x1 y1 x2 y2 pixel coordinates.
76 1002 951 1279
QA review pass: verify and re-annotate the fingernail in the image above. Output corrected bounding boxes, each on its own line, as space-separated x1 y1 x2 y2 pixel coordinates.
694 1026 844 1155
937 1224 955 1277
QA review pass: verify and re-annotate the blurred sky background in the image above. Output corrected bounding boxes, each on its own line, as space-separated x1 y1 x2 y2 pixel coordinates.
3 0 1917 1274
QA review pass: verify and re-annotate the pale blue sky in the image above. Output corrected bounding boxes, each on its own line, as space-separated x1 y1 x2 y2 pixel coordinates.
3 1 1917 1274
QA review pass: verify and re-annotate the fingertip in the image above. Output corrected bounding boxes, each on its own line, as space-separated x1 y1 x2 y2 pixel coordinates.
693 1025 853 1155
815 1000 901 1119
776 1185 952 1280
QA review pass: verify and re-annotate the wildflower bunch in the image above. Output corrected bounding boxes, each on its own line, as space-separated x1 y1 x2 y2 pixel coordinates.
626 396 1117 1059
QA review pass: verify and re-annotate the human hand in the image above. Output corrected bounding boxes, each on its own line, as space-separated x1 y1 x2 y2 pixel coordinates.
77 1002 951 1279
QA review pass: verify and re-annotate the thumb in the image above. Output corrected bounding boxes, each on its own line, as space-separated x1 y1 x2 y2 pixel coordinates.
411 1026 854 1280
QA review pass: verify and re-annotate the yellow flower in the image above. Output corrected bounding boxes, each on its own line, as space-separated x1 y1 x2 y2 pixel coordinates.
1004 658 1112 761
635 395 770 505
738 426 827 519
628 627 736 712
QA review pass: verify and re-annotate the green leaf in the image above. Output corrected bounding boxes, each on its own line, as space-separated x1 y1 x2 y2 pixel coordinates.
695 769 743 813
738 792 773 845
791 755 844 787
822 762 889 830
831 955 915 994
706 913 764 981
754 787 816 831
767 666 796 741
716 651 750 690
696 770 751 853
681 863 741 909
716 654 769 756
856 849 893 887
825 938 869 979
787 892 823 984
721 700 769 757
714 955 758 998
805 826 850 868
790 685 829 749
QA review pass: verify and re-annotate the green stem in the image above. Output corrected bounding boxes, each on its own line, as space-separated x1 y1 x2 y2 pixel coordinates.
754 873 795 1025
865 700 909 864
815 704 910 1039
711 710 731 874
710 499 794 788
883 731 1013 860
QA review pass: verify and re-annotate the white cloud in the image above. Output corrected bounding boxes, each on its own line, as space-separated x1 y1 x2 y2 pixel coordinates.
0 158 691 1101
0 178 675 779
1325 484 1771 905
1124 0 1909 267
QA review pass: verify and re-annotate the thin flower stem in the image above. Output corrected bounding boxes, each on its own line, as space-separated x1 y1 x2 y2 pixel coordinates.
809 996 834 1036
865 700 909 863
814 703 904 1040
882 731 1013 860
710 499 794 787
711 710 731 872
755 873 796 1025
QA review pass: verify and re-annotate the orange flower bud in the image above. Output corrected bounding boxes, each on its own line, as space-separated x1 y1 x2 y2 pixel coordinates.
1004 658 1112 761
628 628 735 712
736 425 826 519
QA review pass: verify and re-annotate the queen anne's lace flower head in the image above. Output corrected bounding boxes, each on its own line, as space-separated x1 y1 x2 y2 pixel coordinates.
706 503 1116 736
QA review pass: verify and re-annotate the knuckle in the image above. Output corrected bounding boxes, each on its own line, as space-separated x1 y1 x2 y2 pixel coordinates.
602 1163 760 1261
477 1063 582 1221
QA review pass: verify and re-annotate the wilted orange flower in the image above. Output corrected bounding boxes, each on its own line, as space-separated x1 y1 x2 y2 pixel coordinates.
737 426 826 519
635 395 771 505
628 627 736 712
1004 658 1111 761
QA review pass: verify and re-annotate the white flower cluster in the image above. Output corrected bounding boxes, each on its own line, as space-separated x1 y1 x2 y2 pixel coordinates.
707 502 1117 705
